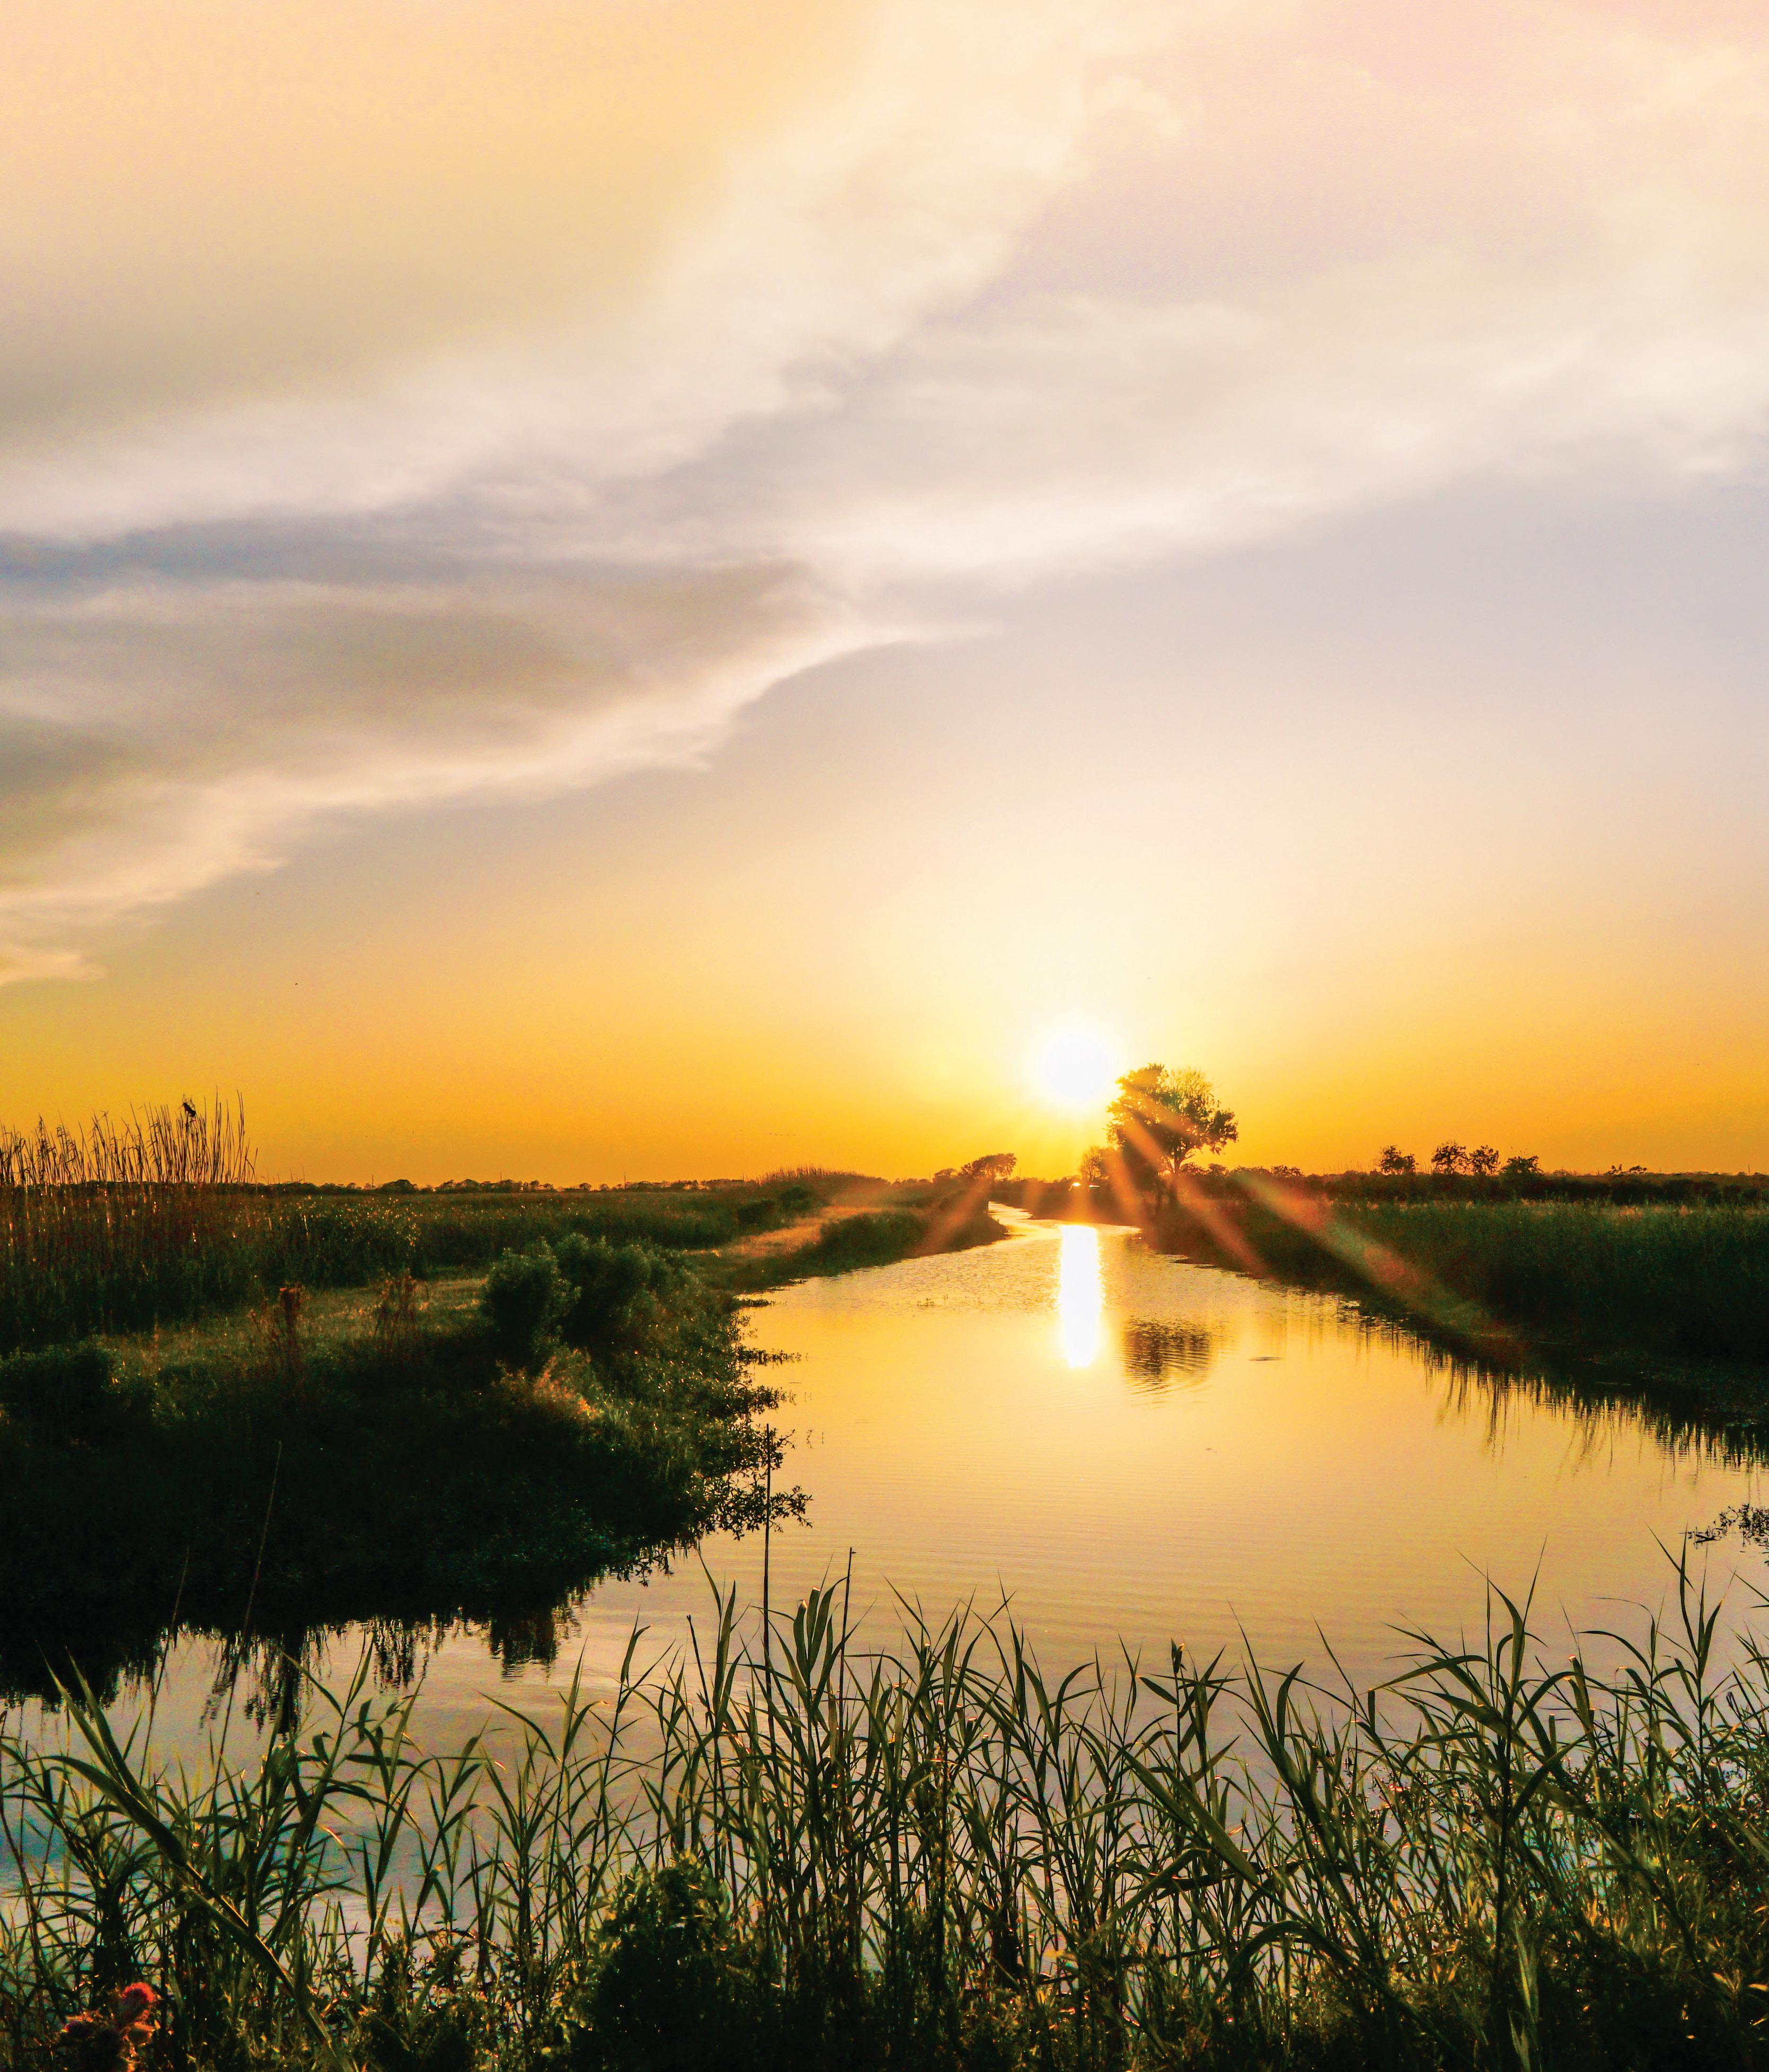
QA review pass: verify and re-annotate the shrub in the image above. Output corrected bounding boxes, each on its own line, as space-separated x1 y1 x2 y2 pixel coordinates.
553 1236 688 1363
479 1247 569 1370
564 1861 761 2072
0 1341 140 1443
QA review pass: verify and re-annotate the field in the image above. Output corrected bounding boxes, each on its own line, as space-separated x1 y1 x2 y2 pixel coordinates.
0 1178 792 1356
0 1104 1001 1355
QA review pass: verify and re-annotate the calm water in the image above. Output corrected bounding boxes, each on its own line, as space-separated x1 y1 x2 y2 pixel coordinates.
15 1214 1766 1754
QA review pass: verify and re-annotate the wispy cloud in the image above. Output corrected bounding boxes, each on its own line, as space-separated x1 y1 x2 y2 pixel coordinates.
0 562 871 945
4 0 1768 980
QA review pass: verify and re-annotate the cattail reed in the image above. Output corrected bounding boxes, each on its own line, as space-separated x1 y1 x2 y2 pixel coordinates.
0 1099 266 1352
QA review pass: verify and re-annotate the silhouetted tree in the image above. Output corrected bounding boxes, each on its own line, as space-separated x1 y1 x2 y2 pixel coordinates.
1377 1145 1416 1175
1430 1141 1469 1176
1501 1154 1541 1179
1468 1144 1499 1176
1106 1064 1237 1207
959 1152 1016 1185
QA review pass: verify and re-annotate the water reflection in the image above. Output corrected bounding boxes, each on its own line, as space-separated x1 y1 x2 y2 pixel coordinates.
1121 1317 1219 1389
1056 1224 1103 1367
17 1219 1769 1752
200 1602 583 1734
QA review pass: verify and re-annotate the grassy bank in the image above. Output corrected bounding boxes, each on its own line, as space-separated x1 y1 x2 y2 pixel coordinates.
5 1571 1767 2071
0 1176 819 1354
711 1192 1009 1294
0 1245 797 1705
0 1169 1001 1354
1145 1187 1769 1367
1000 1171 1769 1216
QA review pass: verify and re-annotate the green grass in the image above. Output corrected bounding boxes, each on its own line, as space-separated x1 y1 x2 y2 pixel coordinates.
0 1188 803 1356
5 1566 1769 2071
0 1254 797 1707
1151 1192 1769 1367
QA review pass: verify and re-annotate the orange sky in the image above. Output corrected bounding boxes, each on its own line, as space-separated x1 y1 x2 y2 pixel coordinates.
3 0 1767 1180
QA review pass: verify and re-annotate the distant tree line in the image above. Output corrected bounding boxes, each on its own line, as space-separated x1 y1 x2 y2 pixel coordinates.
1376 1143 1542 1179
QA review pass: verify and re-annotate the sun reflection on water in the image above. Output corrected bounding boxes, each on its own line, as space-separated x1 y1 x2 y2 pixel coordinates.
1056 1223 1104 1368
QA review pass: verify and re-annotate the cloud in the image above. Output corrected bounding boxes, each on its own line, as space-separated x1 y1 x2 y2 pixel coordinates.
3 0 1769 980
0 943 100 988
0 562 874 973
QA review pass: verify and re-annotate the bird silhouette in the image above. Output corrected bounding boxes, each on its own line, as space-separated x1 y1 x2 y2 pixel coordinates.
182 1099 198 1121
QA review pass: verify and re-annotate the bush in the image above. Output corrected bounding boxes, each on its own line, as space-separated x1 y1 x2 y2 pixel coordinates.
564 1861 761 2072
0 1340 140 1443
553 1236 688 1364
479 1247 569 1370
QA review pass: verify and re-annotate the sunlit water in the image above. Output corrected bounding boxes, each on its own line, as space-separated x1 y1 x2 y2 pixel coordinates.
13 1214 1767 1755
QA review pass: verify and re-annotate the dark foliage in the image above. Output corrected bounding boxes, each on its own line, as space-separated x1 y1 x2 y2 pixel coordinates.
480 1248 571 1370
0 1341 149 1445
0 1264 795 1703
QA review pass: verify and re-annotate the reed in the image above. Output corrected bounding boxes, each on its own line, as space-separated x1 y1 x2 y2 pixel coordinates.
4 1565 1766 2071
0 1118 758 1356
0 1100 272 1353
1154 1192 1769 1366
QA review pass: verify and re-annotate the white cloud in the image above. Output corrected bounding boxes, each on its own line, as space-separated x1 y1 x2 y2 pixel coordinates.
0 566 876 973
4 0 1769 980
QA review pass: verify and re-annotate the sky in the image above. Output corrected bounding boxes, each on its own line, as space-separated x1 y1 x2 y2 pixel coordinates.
2 0 1768 1181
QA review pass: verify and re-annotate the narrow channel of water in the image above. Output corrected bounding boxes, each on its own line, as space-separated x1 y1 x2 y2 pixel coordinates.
12 1214 1765 1757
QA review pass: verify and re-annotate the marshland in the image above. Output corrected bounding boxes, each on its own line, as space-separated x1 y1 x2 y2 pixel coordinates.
5 1095 1769 2070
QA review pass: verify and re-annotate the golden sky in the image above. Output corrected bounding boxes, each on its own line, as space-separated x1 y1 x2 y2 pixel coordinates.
3 0 1768 1179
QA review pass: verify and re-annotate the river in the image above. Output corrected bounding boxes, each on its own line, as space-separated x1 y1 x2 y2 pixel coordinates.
10 1211 1765 1756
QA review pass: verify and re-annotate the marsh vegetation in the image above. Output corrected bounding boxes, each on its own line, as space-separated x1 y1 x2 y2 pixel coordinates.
7 1573 1769 2072
0 1240 797 1705
0 1105 1016 1702
7 1092 1769 2070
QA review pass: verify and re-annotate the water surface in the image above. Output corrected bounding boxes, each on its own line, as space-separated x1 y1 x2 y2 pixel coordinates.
15 1216 1765 1752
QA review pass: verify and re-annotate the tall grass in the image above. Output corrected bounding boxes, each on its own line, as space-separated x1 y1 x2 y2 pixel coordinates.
0 1100 274 1353
0 1102 256 1191
1154 1190 1769 1366
5 1569 1767 2070
1347 1201 1769 1361
0 1108 758 1355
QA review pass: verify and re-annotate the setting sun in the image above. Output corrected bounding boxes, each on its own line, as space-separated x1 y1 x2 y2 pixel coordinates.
1031 1029 1117 1115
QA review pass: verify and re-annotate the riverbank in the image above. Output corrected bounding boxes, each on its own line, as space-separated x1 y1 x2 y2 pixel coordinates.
1148 1185 1769 1369
0 1179 819 1354
0 1247 796 1703
1 1171 1009 1352
0 1179 1007 1701
702 1189 1009 1292
5 1580 1765 2072
997 1176 1769 1371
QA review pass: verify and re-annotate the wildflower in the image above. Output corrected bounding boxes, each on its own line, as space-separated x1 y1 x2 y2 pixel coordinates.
54 1982 159 2071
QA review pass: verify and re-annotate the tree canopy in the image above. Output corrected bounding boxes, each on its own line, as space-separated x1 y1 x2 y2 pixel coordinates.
1102 1064 1236 1204
959 1152 1016 1184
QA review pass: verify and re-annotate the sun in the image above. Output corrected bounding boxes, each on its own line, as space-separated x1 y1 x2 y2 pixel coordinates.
1031 1028 1117 1115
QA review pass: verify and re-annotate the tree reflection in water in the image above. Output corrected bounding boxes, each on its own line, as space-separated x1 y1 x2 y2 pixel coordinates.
1120 1317 1220 1389
192 1598 587 1733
